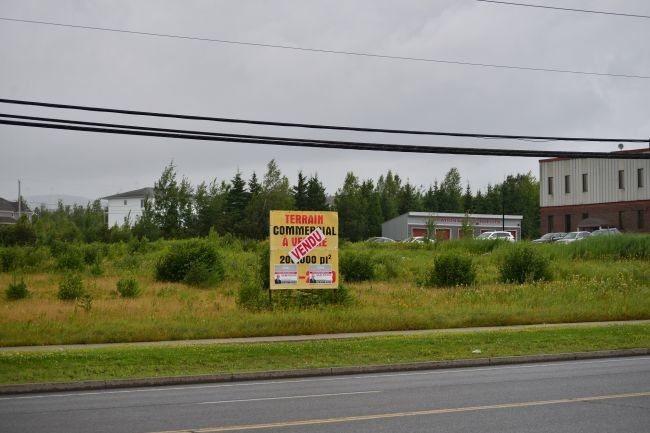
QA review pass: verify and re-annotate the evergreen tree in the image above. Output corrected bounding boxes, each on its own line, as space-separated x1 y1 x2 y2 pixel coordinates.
305 174 329 211
225 171 249 237
462 183 473 212
292 171 309 210
244 160 294 239
248 172 261 196
398 181 421 215
422 185 438 212
334 172 365 241
376 171 400 220
361 179 383 238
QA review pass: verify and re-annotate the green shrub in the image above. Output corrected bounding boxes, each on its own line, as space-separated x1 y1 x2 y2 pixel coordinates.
425 253 476 287
89 261 104 276
258 242 270 289
55 246 85 271
0 247 21 272
340 252 374 282
116 254 141 271
6 280 28 300
82 243 105 265
237 273 270 311
58 274 86 300
116 277 141 298
0 246 50 272
155 239 224 286
499 244 551 284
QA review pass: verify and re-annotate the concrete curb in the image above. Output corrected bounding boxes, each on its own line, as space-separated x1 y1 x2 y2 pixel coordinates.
1 348 648 395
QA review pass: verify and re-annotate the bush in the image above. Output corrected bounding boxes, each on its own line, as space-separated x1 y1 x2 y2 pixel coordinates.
0 247 21 272
237 273 270 311
58 273 86 300
155 239 224 286
82 243 105 265
340 252 374 282
258 242 270 289
55 245 85 271
499 244 551 284
0 246 50 272
425 253 476 287
6 280 28 300
116 277 141 298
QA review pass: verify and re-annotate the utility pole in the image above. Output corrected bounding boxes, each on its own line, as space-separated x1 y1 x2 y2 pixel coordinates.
18 179 21 219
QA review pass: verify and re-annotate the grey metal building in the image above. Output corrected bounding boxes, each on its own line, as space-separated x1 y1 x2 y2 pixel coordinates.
382 212 523 241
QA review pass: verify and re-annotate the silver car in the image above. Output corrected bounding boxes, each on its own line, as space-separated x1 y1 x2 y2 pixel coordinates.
556 231 590 244
475 231 515 242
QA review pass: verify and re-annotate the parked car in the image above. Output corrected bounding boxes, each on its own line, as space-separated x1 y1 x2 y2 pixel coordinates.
532 232 566 243
402 236 433 243
590 228 622 236
475 231 515 242
366 236 396 243
555 231 590 244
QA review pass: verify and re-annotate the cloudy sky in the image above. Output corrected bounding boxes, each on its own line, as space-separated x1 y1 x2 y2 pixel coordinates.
1 0 649 205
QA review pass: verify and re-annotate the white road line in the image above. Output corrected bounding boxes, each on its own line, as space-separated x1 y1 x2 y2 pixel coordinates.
1 356 648 401
198 390 381 405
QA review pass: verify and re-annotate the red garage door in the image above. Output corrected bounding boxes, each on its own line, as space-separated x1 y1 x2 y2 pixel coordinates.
411 228 427 237
435 229 450 241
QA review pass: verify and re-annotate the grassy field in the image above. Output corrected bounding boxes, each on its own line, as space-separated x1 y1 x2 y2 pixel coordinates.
1 323 648 385
0 235 649 346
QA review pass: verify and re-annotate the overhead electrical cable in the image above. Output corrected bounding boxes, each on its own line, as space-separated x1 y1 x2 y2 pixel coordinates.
0 117 648 159
0 99 646 143
476 0 650 19
0 16 647 79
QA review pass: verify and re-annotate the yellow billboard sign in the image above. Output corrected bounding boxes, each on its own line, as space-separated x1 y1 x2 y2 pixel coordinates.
269 210 338 290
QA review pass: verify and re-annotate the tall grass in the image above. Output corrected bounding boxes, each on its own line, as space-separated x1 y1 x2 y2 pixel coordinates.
0 235 648 346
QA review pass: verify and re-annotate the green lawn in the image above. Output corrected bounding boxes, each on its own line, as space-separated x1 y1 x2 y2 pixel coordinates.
1 323 648 385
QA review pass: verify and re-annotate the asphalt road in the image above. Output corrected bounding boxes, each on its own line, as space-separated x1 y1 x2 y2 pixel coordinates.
1 356 648 433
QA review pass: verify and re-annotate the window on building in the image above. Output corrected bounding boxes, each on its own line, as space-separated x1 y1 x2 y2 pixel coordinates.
140 199 145 208
639 210 645 229
582 213 588 220
548 177 554 195
618 170 625 189
548 215 554 232
123 200 127 206
582 173 588 192
564 214 571 232
564 175 570 193
618 211 624 230
639 168 645 188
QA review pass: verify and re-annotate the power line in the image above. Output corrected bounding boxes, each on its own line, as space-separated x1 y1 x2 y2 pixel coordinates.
0 16 648 79
1 117 648 159
476 1 650 19
0 99 647 143
0 113 641 149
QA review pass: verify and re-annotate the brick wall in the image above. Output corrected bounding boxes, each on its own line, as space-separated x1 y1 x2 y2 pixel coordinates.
540 200 650 233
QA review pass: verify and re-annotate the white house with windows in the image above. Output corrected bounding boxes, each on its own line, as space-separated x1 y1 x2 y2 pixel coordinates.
102 187 154 227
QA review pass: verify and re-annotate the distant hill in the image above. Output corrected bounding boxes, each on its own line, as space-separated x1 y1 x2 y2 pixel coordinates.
25 194 101 210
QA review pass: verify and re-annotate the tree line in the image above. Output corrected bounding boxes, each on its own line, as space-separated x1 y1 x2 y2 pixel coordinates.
0 160 540 246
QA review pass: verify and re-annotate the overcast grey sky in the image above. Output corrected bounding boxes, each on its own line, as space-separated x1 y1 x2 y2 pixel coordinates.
1 0 649 205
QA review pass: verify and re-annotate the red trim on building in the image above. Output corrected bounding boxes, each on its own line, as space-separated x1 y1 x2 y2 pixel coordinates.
540 200 650 233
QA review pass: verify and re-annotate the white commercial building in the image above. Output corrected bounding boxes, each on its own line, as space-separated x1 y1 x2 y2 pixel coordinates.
382 212 523 241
